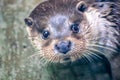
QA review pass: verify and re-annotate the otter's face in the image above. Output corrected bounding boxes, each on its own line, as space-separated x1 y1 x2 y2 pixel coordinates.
24 0 120 63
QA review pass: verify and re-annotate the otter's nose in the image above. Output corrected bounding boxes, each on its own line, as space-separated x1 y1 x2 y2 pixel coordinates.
55 41 71 54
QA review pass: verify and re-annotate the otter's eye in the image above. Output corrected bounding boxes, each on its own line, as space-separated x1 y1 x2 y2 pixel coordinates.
70 24 79 33
42 30 50 40
24 17 33 26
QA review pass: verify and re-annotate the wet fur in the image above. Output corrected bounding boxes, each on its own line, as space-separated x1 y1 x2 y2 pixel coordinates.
25 0 120 80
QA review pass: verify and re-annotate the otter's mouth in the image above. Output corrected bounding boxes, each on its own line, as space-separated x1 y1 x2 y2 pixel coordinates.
25 0 120 64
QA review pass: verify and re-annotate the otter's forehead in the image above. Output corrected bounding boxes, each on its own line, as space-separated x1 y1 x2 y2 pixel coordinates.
49 14 69 27
49 14 71 38
29 0 80 19
28 0 85 33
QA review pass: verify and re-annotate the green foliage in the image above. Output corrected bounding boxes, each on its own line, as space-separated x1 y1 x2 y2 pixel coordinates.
0 0 114 80
0 0 44 80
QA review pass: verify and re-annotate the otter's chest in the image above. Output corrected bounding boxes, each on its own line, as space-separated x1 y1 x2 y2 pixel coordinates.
41 59 111 80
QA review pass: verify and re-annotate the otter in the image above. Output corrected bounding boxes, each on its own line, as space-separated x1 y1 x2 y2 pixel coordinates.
24 0 120 80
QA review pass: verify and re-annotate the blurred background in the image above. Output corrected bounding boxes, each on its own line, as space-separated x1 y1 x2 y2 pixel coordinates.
0 0 120 80
0 0 46 80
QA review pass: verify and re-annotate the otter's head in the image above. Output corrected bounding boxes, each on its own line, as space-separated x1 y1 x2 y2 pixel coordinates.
24 0 120 63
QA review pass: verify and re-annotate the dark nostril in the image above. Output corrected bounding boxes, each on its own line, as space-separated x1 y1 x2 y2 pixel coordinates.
68 41 71 48
55 41 72 54
55 44 59 50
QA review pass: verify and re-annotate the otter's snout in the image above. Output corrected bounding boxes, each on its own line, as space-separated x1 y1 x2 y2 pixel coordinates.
55 41 72 54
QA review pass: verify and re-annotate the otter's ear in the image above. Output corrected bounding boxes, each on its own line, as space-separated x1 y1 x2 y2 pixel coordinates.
95 0 114 2
24 17 33 27
76 1 87 12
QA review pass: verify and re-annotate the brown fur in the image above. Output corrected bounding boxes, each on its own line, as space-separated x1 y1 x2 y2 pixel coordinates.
25 0 120 79
26 0 120 62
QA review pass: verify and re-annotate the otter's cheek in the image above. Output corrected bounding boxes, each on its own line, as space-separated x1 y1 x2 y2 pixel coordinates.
68 37 87 52
40 40 61 62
